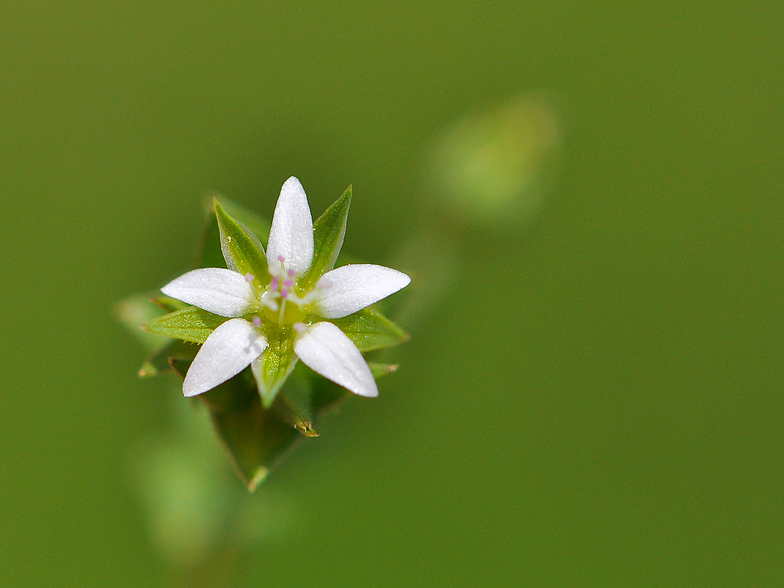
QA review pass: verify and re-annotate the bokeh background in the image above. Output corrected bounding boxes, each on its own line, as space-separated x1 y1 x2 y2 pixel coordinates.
1 2 782 587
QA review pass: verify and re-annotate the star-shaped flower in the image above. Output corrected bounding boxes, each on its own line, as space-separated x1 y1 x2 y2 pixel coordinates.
158 177 410 405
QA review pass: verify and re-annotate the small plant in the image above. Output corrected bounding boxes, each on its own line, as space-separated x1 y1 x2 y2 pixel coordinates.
120 177 410 490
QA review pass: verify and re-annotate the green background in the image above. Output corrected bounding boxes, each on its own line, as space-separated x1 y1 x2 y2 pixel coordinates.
1 2 782 586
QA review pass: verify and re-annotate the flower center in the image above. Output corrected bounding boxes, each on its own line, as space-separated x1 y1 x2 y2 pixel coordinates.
259 255 307 326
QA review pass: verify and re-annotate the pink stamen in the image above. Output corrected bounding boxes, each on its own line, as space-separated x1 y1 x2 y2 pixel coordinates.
244 273 255 283
281 288 289 299
277 255 285 263
287 269 296 277
252 316 262 327
270 277 279 290
283 279 293 288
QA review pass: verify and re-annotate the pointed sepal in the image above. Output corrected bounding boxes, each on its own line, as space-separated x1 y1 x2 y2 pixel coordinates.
143 306 227 344
300 185 352 289
214 199 270 286
251 330 298 408
273 391 318 437
170 360 300 492
197 195 271 269
368 362 399 380
328 307 409 352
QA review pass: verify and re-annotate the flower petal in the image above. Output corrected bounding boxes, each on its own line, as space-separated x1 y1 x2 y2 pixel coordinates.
267 177 314 277
183 318 268 397
161 268 257 317
313 264 411 319
293 322 378 397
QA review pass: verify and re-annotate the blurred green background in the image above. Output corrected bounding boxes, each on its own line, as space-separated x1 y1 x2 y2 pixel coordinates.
1 2 782 587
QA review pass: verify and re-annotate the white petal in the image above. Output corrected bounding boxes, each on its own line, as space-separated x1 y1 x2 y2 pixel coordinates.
294 322 378 397
161 268 257 317
313 264 411 319
267 177 314 277
183 318 267 397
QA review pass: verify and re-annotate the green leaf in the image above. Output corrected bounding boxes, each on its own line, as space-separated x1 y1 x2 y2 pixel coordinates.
196 212 228 269
328 307 410 352
368 362 399 380
214 199 270 287
144 307 226 344
170 361 300 492
213 196 270 248
251 330 297 408
150 296 188 313
196 195 271 269
300 185 352 289
309 376 351 415
273 386 318 437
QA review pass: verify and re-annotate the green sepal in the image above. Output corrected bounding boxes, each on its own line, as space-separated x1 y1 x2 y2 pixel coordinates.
144 307 226 344
149 296 188 313
368 362 399 380
328 307 409 352
169 360 299 492
197 195 271 269
300 185 352 289
309 376 351 415
214 199 270 287
251 330 297 408
302 361 398 416
273 365 318 436
212 197 271 248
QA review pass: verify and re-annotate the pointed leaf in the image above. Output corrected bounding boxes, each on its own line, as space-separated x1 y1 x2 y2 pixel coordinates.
273 365 318 436
144 307 227 344
215 200 270 286
251 330 297 408
197 195 271 269
368 362 399 380
197 209 231 270
170 360 300 491
150 296 188 313
300 185 351 289
214 196 271 248
327 307 409 352
308 373 351 415
273 393 318 437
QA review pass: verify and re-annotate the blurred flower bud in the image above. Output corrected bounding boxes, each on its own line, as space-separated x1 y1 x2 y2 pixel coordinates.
427 92 562 228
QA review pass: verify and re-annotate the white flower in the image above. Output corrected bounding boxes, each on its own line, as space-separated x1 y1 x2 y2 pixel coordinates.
160 177 410 401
